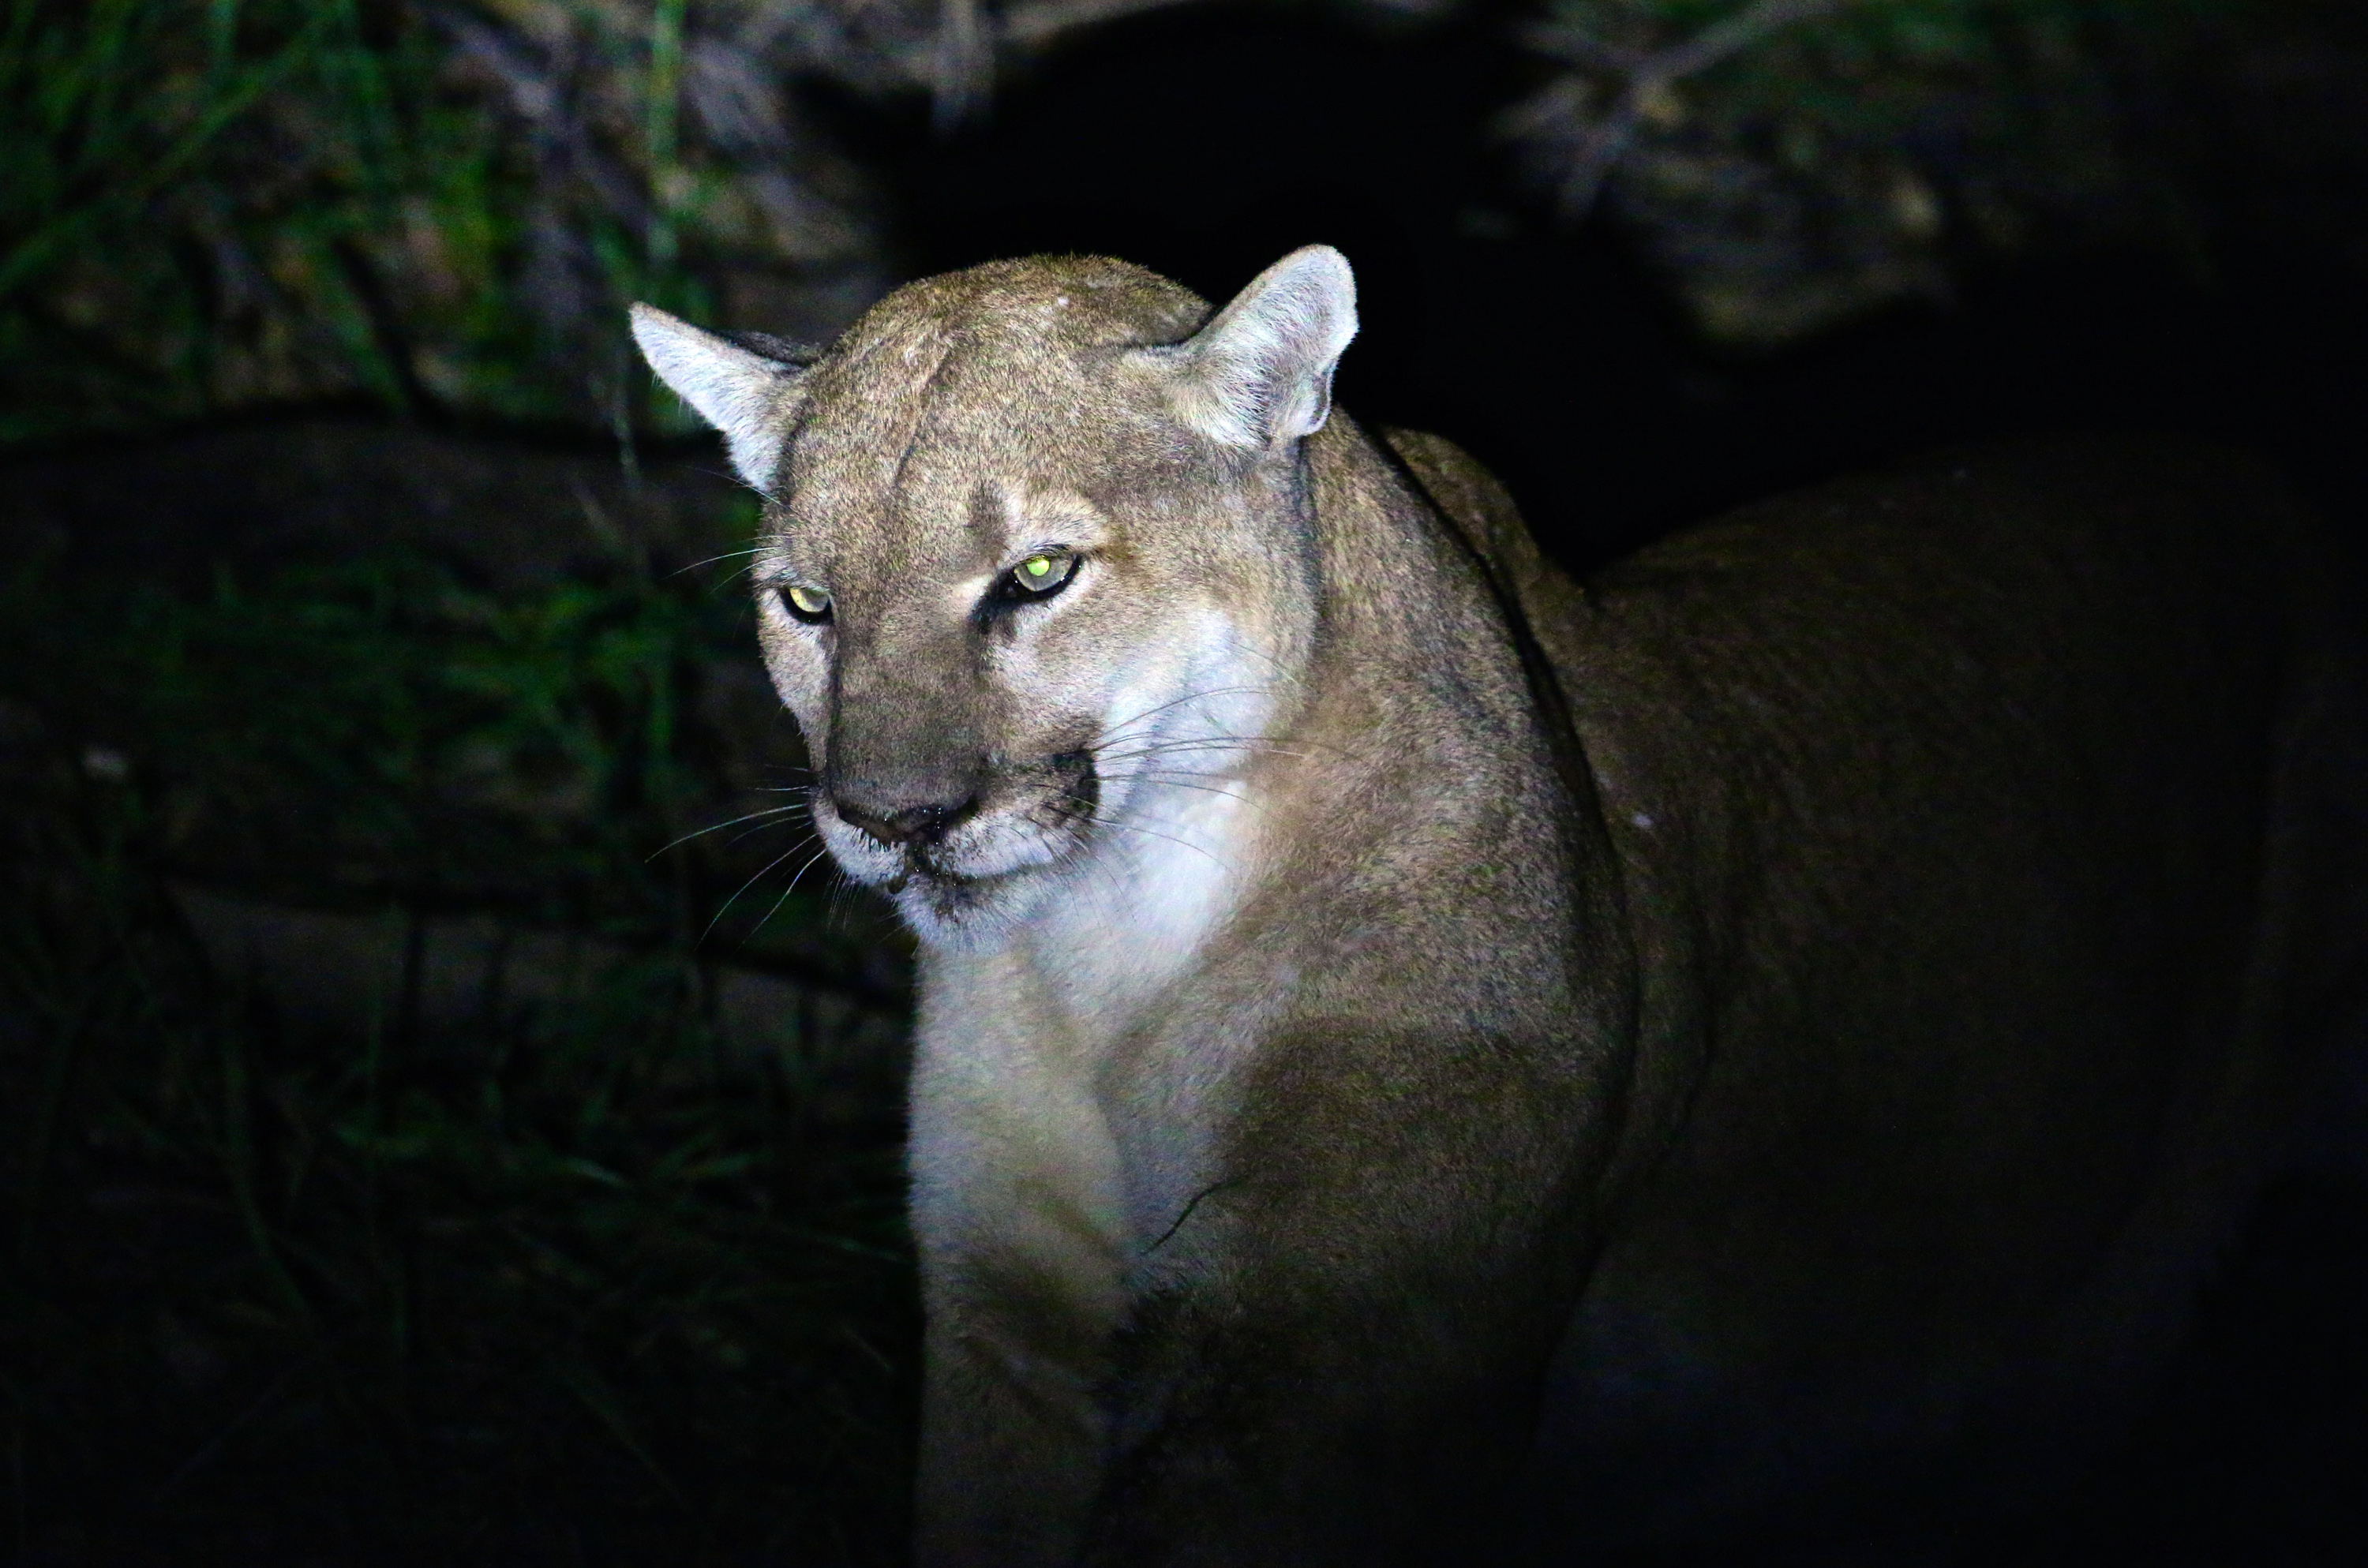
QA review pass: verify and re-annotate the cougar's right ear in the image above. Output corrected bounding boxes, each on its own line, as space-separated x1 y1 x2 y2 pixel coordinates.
629 303 812 489
1149 245 1358 454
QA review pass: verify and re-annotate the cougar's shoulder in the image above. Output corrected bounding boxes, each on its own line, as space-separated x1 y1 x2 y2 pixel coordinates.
1380 426 1591 683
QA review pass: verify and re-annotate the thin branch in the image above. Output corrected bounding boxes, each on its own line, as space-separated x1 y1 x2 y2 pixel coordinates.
931 0 991 133
1664 0 1855 81
1522 0 1860 223
1002 0 1204 48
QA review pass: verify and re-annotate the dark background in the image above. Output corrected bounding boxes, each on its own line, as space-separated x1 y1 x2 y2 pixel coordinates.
3 0 2365 1561
893 3 2368 567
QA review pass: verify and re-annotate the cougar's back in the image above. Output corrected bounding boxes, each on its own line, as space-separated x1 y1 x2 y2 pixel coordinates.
1509 438 2367 1546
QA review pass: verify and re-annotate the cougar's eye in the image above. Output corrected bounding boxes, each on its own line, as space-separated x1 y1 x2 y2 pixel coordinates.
996 550 1077 603
778 583 833 624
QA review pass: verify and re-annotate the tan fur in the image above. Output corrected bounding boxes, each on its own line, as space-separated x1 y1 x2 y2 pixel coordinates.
633 253 2366 1564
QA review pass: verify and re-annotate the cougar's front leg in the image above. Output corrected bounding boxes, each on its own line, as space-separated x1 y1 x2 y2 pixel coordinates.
907 1004 1130 1566
1079 1027 1606 1566
912 1261 1115 1565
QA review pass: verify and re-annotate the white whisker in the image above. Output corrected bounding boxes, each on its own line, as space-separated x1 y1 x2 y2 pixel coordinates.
725 811 814 850
1093 683 1280 749
1096 735 1326 765
703 834 822 945
742 841 837 946
1059 788 1231 873
1107 773 1251 806
669 543 766 578
652 801 812 858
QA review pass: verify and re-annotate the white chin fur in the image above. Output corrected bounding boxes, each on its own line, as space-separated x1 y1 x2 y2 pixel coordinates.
894 869 1059 952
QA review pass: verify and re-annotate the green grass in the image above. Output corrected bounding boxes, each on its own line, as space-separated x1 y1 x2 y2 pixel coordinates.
0 544 918 1562
0 6 919 1550
0 0 729 443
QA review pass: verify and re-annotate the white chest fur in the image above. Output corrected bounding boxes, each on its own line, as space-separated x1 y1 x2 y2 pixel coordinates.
905 772 1260 1339
1029 779 1251 1037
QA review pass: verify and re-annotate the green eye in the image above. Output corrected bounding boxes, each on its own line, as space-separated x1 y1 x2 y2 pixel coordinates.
1002 550 1077 601
780 583 832 622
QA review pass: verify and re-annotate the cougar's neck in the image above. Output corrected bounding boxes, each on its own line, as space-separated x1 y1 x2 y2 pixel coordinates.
994 415 1576 1046
1290 414 1561 831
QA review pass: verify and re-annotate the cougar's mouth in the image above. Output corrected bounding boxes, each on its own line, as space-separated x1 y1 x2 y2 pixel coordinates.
831 750 1101 940
917 750 1099 883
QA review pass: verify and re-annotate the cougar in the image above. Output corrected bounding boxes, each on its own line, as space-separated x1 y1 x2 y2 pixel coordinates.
631 247 2366 1563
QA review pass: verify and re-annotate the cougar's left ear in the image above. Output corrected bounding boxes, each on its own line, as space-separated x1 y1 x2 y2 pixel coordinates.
1155 245 1358 453
629 303 813 489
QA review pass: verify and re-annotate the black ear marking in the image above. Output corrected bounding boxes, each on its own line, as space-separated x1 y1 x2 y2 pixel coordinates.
726 330 822 369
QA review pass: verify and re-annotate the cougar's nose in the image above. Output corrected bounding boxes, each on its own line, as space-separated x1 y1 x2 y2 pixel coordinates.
830 787 979 848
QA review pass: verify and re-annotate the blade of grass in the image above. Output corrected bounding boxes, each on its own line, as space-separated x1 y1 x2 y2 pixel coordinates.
545 1357 691 1514
0 6 335 303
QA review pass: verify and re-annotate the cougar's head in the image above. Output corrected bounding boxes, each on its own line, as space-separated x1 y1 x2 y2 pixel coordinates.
631 248 1358 946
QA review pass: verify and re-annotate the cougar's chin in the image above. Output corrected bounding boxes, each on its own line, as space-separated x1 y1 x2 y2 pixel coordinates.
888 866 1057 952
